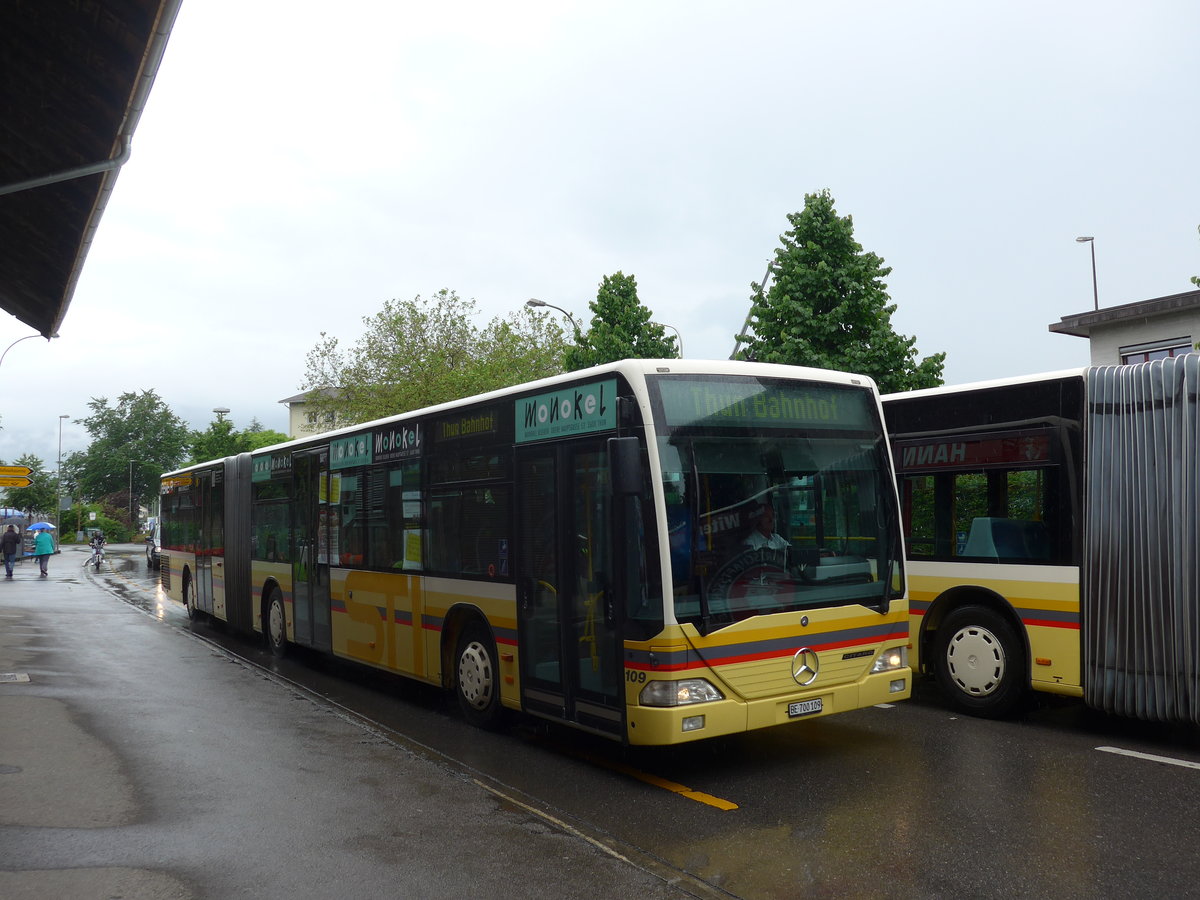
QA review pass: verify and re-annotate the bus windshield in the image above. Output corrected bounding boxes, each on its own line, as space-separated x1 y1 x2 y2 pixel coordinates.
649 374 902 630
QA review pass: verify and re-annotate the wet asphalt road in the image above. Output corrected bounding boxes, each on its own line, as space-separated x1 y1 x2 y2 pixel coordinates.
3 545 693 900
90 545 1200 897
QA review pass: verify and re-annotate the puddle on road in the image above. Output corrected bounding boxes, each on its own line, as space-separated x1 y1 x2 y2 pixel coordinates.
87 551 178 622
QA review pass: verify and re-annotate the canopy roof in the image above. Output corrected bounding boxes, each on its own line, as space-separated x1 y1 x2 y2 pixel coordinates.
0 0 182 338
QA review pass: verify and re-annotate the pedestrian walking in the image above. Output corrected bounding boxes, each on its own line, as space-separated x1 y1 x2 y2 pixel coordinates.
33 528 54 577
1 525 19 577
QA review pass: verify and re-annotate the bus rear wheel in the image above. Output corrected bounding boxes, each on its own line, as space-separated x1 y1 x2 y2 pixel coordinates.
934 604 1026 718
182 570 196 620
266 588 287 658
455 624 503 729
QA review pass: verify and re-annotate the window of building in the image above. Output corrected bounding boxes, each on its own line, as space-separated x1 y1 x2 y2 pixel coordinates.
1119 337 1194 365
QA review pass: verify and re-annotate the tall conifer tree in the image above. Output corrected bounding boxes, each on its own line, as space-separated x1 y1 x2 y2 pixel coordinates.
564 272 677 371
737 190 945 393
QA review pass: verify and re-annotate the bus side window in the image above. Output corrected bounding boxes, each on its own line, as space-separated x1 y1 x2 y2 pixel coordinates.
427 488 510 577
963 517 1051 560
337 470 364 566
904 465 1059 563
901 475 936 558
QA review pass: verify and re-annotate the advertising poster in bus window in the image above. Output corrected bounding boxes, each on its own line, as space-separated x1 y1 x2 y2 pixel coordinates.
252 453 291 482
317 505 341 566
318 507 329 565
404 529 422 570
374 422 421 463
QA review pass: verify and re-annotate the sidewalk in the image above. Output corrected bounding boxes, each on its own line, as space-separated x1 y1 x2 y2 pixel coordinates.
0 548 690 900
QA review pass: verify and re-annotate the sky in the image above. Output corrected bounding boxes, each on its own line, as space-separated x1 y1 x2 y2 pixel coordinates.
2 0 1199 470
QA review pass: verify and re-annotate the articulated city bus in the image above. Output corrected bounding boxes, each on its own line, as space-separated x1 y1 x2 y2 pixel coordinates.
883 355 1200 722
159 359 910 745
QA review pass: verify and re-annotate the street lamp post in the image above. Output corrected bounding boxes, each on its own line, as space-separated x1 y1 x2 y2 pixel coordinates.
56 414 69 532
649 321 684 358
0 333 54 369
525 298 584 343
1075 236 1098 311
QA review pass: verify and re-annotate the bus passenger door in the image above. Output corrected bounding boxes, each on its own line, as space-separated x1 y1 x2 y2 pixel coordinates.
194 471 214 614
516 442 624 739
292 450 333 652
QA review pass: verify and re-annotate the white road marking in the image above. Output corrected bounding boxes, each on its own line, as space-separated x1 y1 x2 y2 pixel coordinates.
1096 746 1200 770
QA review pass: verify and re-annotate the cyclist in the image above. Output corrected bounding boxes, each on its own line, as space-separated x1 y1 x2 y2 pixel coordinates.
88 531 106 569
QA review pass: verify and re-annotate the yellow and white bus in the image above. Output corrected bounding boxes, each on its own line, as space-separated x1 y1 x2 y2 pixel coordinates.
159 359 910 745
883 355 1200 722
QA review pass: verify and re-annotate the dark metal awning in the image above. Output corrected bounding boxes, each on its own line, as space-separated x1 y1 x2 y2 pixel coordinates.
0 0 183 338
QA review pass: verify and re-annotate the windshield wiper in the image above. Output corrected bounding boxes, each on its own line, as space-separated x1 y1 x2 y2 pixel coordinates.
696 576 715 635
874 534 903 615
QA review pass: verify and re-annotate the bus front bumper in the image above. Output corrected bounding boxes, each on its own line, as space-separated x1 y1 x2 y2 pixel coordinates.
625 667 911 746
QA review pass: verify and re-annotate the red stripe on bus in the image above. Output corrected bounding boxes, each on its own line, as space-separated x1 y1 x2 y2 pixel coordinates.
1022 617 1080 630
626 630 909 672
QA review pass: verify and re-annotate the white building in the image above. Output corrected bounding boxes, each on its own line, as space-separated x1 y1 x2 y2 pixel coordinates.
278 388 342 438
1050 289 1200 365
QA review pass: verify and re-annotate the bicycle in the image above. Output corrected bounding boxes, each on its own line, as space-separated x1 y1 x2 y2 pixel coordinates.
83 543 105 571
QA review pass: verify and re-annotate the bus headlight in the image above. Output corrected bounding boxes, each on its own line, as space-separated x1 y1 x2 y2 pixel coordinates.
870 646 908 674
639 678 724 707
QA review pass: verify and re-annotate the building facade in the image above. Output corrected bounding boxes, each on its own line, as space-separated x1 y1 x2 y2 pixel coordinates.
278 388 342 438
1050 289 1200 365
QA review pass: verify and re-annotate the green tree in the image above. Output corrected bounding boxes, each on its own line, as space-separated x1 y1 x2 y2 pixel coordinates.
467 307 569 391
63 501 131 542
243 418 289 451
72 391 191 523
301 289 569 425
190 415 241 463
1 453 56 517
563 272 677 371
189 414 290 463
736 190 945 394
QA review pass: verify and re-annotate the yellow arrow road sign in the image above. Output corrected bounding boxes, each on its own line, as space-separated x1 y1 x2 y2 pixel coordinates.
0 465 32 478
0 476 32 487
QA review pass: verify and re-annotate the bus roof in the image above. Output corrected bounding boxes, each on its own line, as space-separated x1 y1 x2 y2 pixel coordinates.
881 367 1089 403
163 359 881 477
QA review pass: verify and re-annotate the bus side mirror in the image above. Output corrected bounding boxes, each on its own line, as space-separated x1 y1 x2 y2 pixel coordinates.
609 437 643 496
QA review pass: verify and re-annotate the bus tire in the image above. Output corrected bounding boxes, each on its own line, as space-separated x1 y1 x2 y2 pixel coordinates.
455 623 503 730
266 588 288 658
934 604 1026 718
182 570 196 620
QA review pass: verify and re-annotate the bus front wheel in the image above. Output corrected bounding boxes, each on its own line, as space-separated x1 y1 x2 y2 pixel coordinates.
934 605 1026 718
266 589 288 658
455 624 503 729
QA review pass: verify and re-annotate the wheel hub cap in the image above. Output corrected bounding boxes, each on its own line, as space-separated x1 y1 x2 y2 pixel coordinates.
459 642 493 709
946 625 1004 696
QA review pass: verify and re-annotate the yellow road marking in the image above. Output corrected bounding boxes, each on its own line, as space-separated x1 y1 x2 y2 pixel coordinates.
576 749 739 810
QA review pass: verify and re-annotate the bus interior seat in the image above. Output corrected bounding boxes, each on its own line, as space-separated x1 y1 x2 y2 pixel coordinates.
790 546 820 568
963 517 1050 561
